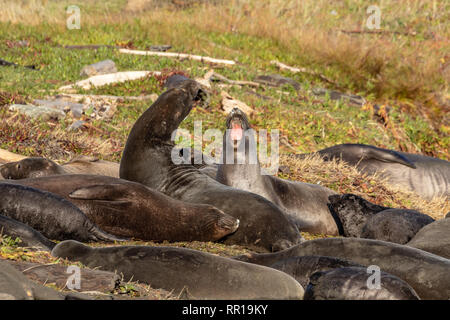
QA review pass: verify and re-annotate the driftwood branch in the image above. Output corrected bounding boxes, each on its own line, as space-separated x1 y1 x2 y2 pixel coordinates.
119 48 236 66
212 72 261 88
270 60 338 86
0 148 27 163
339 29 418 37
59 71 161 91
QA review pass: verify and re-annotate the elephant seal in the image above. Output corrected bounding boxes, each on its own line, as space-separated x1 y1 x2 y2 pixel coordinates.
52 240 305 300
407 218 450 259
300 144 450 200
216 108 338 235
304 267 419 300
5 175 239 242
0 155 119 179
119 80 301 252
328 194 434 243
0 215 55 251
269 255 363 288
0 183 124 243
234 238 450 300
361 209 435 244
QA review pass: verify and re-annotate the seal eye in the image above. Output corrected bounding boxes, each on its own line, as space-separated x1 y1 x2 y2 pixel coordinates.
16 164 21 170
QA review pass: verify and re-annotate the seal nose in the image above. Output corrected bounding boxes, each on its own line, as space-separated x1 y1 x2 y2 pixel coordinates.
218 216 240 232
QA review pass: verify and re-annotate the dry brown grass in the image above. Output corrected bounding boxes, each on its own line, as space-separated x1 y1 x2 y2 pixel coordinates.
279 153 449 220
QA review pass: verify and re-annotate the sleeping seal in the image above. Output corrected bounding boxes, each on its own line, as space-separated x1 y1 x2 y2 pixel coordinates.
234 237 450 300
304 267 419 300
51 240 305 300
0 215 55 251
216 108 338 235
328 194 435 243
299 144 450 200
0 183 123 243
119 80 301 252
4 175 239 243
407 218 450 259
0 155 119 179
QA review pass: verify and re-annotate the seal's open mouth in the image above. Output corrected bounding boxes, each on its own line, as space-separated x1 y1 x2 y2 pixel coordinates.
230 118 243 141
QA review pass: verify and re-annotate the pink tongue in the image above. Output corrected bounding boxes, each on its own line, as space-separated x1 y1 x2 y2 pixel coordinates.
230 124 243 141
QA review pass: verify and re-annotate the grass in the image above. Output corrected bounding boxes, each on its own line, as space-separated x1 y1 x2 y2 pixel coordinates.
0 0 448 300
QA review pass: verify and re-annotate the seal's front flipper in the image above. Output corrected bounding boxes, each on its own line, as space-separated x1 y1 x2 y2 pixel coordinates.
365 147 416 169
69 184 131 203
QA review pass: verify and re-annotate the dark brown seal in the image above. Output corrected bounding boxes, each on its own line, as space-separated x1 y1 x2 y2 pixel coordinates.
6 174 239 242
119 79 301 252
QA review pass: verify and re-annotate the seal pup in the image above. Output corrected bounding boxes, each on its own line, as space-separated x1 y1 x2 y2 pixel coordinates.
216 108 338 235
0 215 55 251
299 144 450 200
52 240 305 300
119 80 301 252
0 183 124 243
304 267 419 300
5 175 239 242
407 218 450 259
0 155 119 179
328 194 434 243
269 255 363 288
234 237 450 300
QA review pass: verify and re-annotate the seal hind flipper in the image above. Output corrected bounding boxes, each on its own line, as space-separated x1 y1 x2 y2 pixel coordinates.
363 147 416 169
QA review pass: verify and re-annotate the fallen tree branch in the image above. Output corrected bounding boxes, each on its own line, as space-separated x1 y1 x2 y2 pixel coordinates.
119 48 236 66
0 148 27 163
212 72 261 88
270 60 339 86
56 93 158 102
339 29 418 37
59 71 161 91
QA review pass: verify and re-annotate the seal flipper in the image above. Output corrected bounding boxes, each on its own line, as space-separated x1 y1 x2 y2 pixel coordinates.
364 147 416 169
69 184 132 204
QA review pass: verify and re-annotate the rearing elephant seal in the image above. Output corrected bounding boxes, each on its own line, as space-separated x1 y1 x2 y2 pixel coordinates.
120 80 301 252
4 175 239 242
216 108 338 235
234 238 450 300
52 240 305 300
0 183 123 243
0 155 119 179
299 144 450 200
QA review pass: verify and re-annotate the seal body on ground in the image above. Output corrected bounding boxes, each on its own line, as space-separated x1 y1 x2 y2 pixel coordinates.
119 80 301 252
0 183 123 243
300 144 450 200
216 108 338 235
304 267 419 300
0 155 119 179
361 208 434 244
269 255 363 288
52 240 305 300
0 215 55 251
234 237 450 300
407 218 450 259
5 175 239 242
328 194 434 243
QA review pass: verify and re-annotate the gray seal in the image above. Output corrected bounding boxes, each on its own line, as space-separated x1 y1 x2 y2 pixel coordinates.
8 174 239 243
0 183 124 243
234 237 450 300
304 267 419 300
300 143 450 200
0 215 55 251
119 80 301 252
0 155 119 179
407 218 450 259
268 255 363 288
328 194 434 243
51 240 305 300
216 108 339 235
